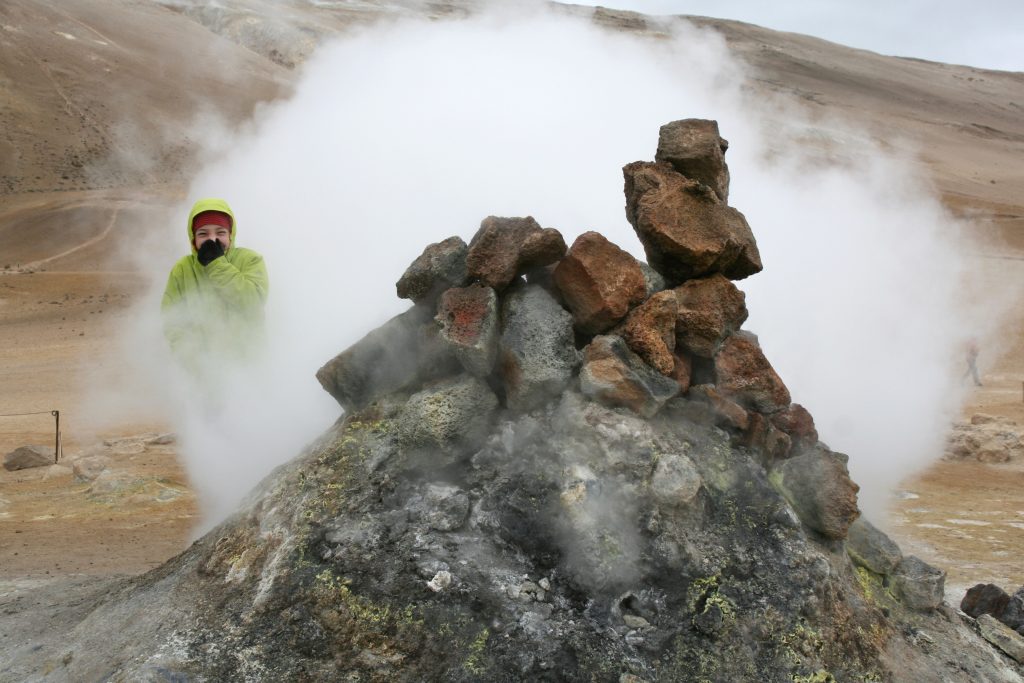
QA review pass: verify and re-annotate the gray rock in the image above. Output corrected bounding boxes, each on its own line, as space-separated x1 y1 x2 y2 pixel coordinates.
3 445 54 471
395 375 499 460
420 484 470 532
72 455 112 482
317 305 459 412
962 583 1012 621
1008 588 1024 631
396 236 468 304
944 419 1024 463
769 448 860 540
649 452 702 508
87 470 139 495
109 439 145 456
403 483 471 536
977 614 1024 663
427 570 454 593
579 335 679 418
42 464 73 481
893 556 946 612
436 284 499 377
655 118 731 202
846 517 903 576
146 433 177 446
497 285 580 412
639 262 666 297
962 584 1024 631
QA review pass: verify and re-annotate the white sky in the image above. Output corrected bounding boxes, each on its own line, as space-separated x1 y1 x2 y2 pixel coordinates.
563 0 1024 72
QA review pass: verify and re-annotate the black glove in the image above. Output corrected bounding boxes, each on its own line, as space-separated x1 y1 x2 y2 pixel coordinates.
197 238 225 266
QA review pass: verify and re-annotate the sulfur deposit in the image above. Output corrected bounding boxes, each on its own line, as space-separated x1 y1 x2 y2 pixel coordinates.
5 120 1023 682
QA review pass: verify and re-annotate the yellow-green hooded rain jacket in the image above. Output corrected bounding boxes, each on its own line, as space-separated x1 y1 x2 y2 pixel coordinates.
161 198 269 364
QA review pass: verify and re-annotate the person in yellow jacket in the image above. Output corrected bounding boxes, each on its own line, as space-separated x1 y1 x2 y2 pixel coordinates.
161 198 269 373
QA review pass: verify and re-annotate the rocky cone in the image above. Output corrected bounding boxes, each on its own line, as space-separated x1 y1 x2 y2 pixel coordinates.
7 119 1019 683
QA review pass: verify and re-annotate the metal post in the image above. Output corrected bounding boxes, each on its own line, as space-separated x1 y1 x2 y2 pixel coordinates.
51 410 60 463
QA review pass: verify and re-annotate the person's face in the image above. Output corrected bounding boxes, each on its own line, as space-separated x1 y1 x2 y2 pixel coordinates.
194 224 231 252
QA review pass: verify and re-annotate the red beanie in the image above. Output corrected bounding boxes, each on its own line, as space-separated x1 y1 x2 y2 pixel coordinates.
192 210 232 232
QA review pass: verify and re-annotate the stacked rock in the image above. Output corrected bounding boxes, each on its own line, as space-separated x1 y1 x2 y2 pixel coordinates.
317 118 860 541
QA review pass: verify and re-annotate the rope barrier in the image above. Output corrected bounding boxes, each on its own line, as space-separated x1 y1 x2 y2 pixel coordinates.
0 411 57 417
0 410 63 463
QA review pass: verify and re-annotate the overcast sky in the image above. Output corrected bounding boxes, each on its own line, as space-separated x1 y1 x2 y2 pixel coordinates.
564 0 1023 72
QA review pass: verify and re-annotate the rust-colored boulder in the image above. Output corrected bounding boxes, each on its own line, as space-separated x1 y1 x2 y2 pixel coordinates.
623 161 761 282
771 404 819 455
552 231 647 334
715 331 791 414
687 384 749 432
673 274 748 358
579 335 679 418
655 118 730 203
769 448 860 540
742 412 792 462
396 236 468 304
670 350 692 392
436 284 499 377
466 216 566 290
618 290 678 375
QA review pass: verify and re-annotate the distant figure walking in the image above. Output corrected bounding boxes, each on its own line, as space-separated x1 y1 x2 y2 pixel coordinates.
964 338 982 387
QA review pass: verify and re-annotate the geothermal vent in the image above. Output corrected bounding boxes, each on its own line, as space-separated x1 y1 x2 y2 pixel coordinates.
10 120 1023 682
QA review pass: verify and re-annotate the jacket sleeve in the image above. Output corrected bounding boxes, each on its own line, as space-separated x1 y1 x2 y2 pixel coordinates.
204 251 269 310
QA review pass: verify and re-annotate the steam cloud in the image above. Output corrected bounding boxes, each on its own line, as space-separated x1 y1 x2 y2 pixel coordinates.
93 5 1010 530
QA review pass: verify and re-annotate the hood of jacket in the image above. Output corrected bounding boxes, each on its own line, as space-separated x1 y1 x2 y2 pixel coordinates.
187 198 237 253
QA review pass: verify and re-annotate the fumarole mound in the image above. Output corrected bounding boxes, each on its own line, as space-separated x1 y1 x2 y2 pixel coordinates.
8 121 1023 683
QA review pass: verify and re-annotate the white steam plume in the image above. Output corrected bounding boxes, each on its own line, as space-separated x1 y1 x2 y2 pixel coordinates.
96 6 1009 530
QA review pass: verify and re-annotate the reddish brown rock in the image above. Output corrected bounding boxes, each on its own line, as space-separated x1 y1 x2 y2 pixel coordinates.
396 236 468 304
623 161 761 282
618 290 678 375
715 331 791 414
743 412 792 462
771 403 819 454
671 351 692 393
579 335 680 418
436 284 499 377
688 384 749 432
553 232 647 334
655 118 730 202
466 216 566 290
673 274 748 358
769 448 860 540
